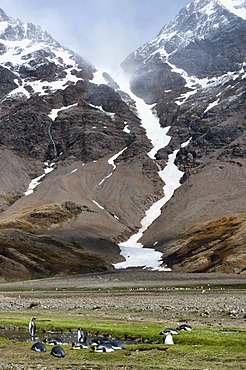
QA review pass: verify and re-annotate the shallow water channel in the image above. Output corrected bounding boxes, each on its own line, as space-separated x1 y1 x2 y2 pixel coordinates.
0 327 77 344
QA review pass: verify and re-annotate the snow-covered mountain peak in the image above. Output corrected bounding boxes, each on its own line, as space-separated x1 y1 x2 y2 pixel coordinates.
122 0 245 109
157 0 244 48
0 7 95 98
0 8 10 22
188 0 246 19
123 0 246 79
0 7 60 45
219 0 246 19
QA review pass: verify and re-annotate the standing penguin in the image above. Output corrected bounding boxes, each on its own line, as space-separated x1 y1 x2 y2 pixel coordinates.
29 318 36 340
163 332 174 345
159 328 178 345
77 328 87 344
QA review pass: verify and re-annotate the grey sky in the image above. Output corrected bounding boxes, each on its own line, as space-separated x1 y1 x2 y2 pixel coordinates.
0 0 190 71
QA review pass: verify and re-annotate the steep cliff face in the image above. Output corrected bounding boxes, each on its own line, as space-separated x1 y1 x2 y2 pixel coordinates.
121 0 246 274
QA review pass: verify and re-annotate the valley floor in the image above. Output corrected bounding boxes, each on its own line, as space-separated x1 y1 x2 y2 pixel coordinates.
1 269 246 328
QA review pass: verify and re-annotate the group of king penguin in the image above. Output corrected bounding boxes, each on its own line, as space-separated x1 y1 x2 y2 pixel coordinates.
29 318 126 357
29 317 193 358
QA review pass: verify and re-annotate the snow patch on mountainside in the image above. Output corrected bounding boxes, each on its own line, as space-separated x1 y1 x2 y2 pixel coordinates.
25 162 55 196
48 104 78 158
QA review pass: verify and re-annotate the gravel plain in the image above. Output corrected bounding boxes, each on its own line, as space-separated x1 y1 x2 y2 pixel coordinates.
1 269 246 328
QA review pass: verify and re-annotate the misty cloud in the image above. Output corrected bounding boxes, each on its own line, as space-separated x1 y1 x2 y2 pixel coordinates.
0 0 189 70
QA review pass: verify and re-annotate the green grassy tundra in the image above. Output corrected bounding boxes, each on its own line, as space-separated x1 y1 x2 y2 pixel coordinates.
0 283 245 369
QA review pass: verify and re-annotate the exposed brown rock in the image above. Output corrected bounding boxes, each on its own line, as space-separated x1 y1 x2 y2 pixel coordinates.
160 214 246 274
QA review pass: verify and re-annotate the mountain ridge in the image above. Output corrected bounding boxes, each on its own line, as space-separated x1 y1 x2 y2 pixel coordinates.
0 0 245 279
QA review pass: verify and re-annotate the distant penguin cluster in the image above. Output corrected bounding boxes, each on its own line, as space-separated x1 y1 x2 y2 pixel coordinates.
159 324 193 344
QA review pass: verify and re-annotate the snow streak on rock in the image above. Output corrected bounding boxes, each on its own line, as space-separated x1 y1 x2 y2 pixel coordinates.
98 147 127 186
25 162 55 196
93 147 128 212
114 146 185 270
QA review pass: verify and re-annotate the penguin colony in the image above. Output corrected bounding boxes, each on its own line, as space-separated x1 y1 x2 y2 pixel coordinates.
29 318 193 358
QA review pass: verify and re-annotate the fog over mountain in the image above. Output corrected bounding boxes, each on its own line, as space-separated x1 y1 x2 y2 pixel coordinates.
0 0 189 70
0 0 245 280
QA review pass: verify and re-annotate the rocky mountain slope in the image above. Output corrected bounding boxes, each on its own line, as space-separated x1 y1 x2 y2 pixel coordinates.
0 0 245 279
0 8 163 279
122 0 246 274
